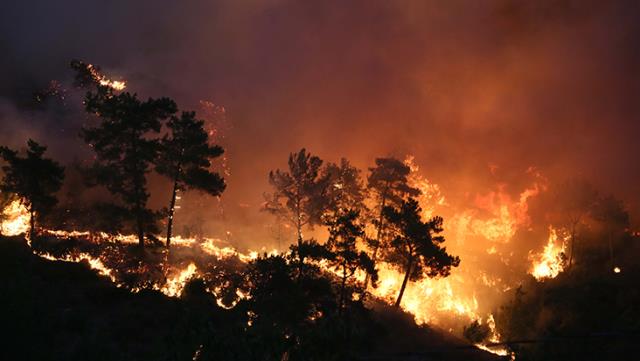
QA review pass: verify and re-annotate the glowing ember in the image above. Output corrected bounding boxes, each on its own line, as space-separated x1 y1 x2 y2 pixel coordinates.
530 227 567 280
0 199 30 236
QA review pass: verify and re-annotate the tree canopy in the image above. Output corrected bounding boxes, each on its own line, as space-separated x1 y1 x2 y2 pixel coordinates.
0 139 64 239
264 149 330 244
78 64 177 247
156 111 226 247
382 198 459 307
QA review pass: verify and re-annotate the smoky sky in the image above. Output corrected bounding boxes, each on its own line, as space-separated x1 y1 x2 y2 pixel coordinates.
2 0 640 246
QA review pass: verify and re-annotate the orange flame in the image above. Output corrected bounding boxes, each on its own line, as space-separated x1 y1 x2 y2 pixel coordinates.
529 226 567 280
0 199 30 236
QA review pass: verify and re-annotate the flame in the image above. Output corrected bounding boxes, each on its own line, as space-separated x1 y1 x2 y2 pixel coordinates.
474 314 515 359
529 227 567 280
39 251 116 282
1 162 553 360
371 263 479 324
0 199 30 236
405 156 446 219
85 63 126 91
160 263 198 297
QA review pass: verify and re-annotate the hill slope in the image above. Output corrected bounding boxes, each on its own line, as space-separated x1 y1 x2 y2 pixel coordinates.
0 236 503 361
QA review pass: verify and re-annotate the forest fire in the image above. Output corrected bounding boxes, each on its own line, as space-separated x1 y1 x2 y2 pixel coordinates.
529 227 567 280
372 262 479 324
3 10 639 355
0 151 585 361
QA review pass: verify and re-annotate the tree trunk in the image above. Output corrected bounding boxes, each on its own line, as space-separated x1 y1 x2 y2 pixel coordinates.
130 134 145 249
608 230 614 270
394 259 412 308
363 193 387 290
166 177 179 248
29 207 36 241
567 216 583 270
295 196 303 245
567 221 577 270
339 263 347 312
135 209 145 248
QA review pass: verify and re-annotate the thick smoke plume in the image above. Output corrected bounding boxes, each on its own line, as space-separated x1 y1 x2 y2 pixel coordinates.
2 0 639 248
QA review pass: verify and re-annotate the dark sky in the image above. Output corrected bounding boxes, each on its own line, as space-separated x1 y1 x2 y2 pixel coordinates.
2 0 640 246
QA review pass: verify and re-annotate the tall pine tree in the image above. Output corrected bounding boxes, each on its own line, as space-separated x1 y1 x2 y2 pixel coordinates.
156 111 225 247
323 209 376 312
77 63 177 247
264 149 329 245
382 198 459 307
364 157 420 288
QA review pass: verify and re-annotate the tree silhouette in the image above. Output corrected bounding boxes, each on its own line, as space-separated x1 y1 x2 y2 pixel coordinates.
156 111 226 247
240 253 336 360
548 180 599 270
0 140 64 239
78 70 177 248
588 194 629 272
323 209 377 312
382 198 459 307
321 158 368 230
364 157 420 289
264 149 329 245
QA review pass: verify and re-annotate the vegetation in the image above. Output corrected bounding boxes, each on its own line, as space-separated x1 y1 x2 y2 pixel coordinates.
264 148 329 244
0 235 500 361
2 60 637 361
382 198 460 307
0 140 64 239
79 72 177 247
364 157 420 288
495 188 640 360
156 111 226 247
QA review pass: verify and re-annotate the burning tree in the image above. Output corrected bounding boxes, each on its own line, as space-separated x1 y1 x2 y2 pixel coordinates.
382 198 459 307
0 140 64 239
364 157 420 288
156 111 226 247
78 67 177 247
264 149 329 244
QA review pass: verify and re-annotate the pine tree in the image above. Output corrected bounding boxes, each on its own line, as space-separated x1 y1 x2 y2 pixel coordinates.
156 111 226 247
364 157 420 288
323 209 376 311
264 149 329 245
0 140 64 239
78 69 177 247
321 158 367 230
382 198 459 307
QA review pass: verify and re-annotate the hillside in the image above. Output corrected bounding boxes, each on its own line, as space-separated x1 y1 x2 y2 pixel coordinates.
0 235 503 361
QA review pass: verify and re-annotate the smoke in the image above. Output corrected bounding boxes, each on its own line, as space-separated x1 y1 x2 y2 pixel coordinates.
2 0 640 248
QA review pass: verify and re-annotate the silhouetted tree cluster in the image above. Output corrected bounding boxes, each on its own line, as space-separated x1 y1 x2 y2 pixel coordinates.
73 60 225 248
531 179 632 273
264 149 459 307
0 61 470 361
